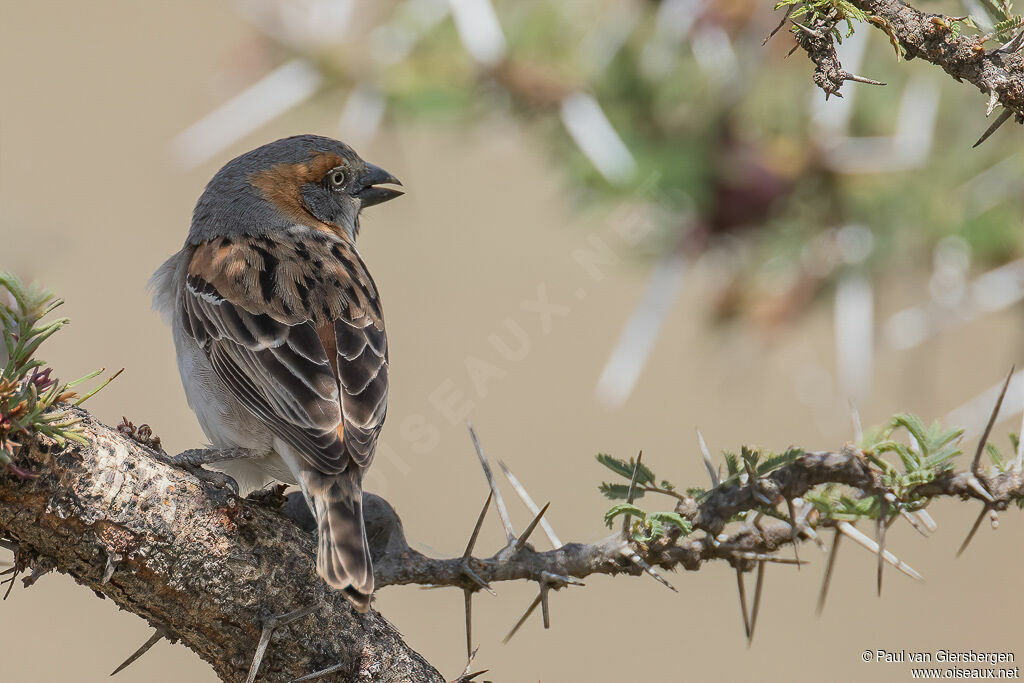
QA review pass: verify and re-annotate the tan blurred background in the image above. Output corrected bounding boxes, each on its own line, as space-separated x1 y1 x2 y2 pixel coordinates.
2 1 1022 682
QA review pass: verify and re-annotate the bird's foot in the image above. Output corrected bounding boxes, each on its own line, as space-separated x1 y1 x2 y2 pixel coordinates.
170 447 261 467
188 468 240 495
156 447 260 494
246 483 289 509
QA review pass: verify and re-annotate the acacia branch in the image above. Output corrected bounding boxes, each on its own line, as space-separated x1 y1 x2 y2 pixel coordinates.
374 447 1023 590
1 407 1022 682
0 406 443 683
789 0 1024 135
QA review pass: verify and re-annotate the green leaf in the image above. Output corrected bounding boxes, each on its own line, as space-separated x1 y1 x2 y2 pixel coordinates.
757 447 802 475
595 453 655 485
599 482 645 500
604 503 646 528
891 414 927 451
723 451 739 477
647 511 692 535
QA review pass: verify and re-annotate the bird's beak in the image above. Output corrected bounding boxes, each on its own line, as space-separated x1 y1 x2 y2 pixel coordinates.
355 163 403 208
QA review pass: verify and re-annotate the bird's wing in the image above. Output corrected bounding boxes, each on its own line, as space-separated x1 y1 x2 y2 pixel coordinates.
180 231 388 474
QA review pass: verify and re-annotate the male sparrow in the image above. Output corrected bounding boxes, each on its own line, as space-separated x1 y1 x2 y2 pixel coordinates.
151 135 402 611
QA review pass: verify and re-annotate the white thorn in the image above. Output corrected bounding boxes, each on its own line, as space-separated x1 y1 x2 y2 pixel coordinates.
836 521 923 582
965 474 996 503
697 430 720 487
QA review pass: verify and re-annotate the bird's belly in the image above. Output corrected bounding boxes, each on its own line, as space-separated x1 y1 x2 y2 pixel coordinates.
174 329 267 450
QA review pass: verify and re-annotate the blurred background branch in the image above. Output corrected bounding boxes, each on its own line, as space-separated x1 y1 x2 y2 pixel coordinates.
166 0 1024 415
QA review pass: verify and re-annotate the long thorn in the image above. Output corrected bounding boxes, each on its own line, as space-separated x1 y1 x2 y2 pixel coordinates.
763 5 794 44
994 28 1024 53
817 528 842 615
792 20 821 36
467 423 516 543
965 474 996 502
464 589 473 659
621 452 644 536
956 506 989 557
786 497 801 570
540 570 584 588
849 400 863 444
733 552 804 565
736 569 751 639
899 508 930 537
622 548 678 591
836 522 922 581
915 509 938 533
843 72 886 86
291 663 347 682
697 430 720 487
2 569 18 600
749 561 765 645
463 492 492 560
1016 404 1024 473
877 498 888 596
539 583 551 629
110 628 166 676
972 365 1014 475
246 606 318 683
502 594 542 644
973 108 1014 148
499 461 562 547
513 502 551 553
460 565 494 595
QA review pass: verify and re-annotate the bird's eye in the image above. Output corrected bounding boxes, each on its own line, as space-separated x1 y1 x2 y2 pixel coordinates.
327 168 346 189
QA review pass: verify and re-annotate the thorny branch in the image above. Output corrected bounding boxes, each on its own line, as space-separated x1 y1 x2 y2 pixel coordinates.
782 0 1024 143
0 407 444 683
2 403 1022 681
376 445 1022 589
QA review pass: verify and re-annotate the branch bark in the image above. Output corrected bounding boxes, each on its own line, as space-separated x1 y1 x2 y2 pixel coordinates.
374 447 1024 588
1 407 1022 682
791 0 1024 124
0 406 443 683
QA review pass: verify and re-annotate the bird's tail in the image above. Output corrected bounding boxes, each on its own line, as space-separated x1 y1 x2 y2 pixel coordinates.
310 467 373 612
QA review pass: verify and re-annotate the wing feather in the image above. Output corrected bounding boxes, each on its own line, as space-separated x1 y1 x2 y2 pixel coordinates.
180 232 387 475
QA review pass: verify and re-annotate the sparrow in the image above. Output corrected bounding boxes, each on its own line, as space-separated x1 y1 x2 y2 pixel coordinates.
151 134 402 611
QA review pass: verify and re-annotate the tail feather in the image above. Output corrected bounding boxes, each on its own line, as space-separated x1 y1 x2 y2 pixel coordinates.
309 468 373 612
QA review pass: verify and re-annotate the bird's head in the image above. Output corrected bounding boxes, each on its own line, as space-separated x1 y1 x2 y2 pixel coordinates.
189 134 402 244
